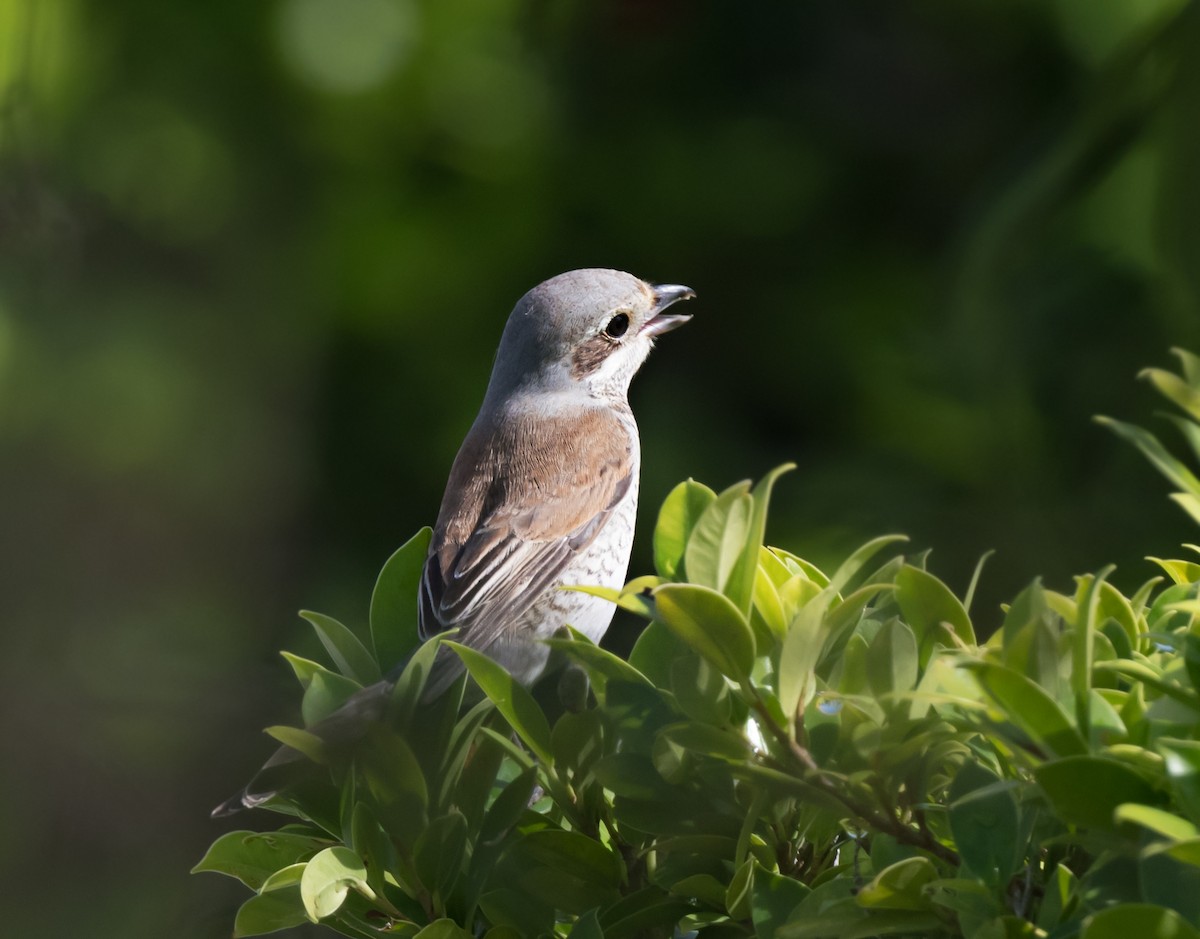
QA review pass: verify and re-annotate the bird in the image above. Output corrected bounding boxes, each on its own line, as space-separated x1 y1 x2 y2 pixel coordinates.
213 268 693 816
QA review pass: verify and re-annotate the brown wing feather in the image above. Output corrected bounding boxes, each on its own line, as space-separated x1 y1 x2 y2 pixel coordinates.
418 406 634 653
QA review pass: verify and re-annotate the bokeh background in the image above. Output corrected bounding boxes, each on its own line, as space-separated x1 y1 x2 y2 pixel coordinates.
3 0 1200 935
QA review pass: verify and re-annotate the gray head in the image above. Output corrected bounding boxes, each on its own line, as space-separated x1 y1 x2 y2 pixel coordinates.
484 268 694 404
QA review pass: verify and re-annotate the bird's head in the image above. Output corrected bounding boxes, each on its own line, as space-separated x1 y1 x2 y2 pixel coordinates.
488 268 695 404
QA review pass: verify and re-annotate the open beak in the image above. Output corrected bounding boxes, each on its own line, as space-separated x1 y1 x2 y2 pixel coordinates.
642 283 696 337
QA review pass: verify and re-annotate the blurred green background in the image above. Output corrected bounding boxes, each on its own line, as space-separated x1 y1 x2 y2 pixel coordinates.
3 0 1200 935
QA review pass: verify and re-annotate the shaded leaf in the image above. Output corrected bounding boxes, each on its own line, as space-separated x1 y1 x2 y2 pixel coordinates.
370 528 431 674
300 610 381 685
1035 756 1157 831
1080 903 1200 939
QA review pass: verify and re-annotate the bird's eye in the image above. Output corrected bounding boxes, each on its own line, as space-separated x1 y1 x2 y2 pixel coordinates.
604 312 630 339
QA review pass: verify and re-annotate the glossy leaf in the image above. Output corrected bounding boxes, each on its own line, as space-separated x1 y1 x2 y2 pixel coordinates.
895 565 975 659
233 887 309 938
856 857 936 911
964 661 1087 757
370 527 431 674
193 830 332 889
299 846 374 922
726 463 794 616
1158 739 1200 826
684 481 752 594
828 534 908 594
654 478 717 580
653 583 755 681
865 618 918 697
445 641 553 764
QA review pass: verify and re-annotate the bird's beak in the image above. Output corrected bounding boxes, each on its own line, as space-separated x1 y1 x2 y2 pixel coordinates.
642 284 696 336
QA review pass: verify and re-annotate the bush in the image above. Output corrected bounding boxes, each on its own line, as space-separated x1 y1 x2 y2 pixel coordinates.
197 351 1200 939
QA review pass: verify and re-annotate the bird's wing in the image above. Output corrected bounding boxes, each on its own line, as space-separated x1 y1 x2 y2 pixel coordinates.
418 406 634 653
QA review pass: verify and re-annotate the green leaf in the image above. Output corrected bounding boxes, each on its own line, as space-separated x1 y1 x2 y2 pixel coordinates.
1114 803 1199 841
828 534 909 594
445 642 553 764
357 725 429 846
670 652 733 726
684 481 752 593
1174 348 1200 386
778 587 838 721
568 909 605 939
948 762 1021 885
478 888 554 937
751 866 810 939
894 565 975 660
653 583 756 681
1035 756 1157 831
552 709 605 775
964 661 1087 757
263 725 328 764
1097 416 1200 498
1074 568 1115 736
1159 738 1200 826
599 886 696 939
667 873 727 908
778 909 944 939
301 668 362 726
370 527 431 674
658 721 751 762
1143 363 1200 423
414 920 473 939
300 610 381 685
627 619 692 688
388 632 450 730
856 857 937 911
192 830 332 889
866 618 918 697
497 830 622 914
726 464 795 616
299 846 374 922
654 479 717 579
565 577 661 620
233 886 309 938
1081 903 1200 939
414 810 467 899
543 627 653 697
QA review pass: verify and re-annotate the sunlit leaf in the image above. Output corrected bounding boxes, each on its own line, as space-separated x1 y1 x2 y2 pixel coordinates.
653 583 755 681
894 565 975 661
684 481 752 594
964 661 1087 757
654 479 717 580
299 846 374 922
192 830 332 889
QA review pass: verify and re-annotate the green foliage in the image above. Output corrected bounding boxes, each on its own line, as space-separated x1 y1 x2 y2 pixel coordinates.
198 353 1200 937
